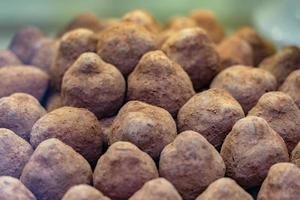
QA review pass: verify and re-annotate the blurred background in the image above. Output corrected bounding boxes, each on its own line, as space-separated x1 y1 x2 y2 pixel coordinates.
0 0 299 48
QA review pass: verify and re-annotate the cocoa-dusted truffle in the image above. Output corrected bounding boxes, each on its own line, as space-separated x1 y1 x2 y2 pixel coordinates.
62 184 111 200
9 26 44 64
59 12 102 36
259 46 300 85
29 38 59 73
159 131 225 200
162 27 219 90
190 10 224 43
0 128 33 178
0 50 21 67
127 50 195 116
93 141 158 200
234 27 275 65
0 93 46 141
248 91 300 152
177 88 244 147
30 106 103 165
0 176 36 200
51 28 97 91
61 52 125 118
220 116 289 188
46 92 62 112
291 142 300 167
196 178 253 200
129 178 182 200
217 36 253 70
97 22 157 76
20 138 92 200
122 9 161 33
257 163 300 200
211 65 277 113
279 69 300 108
110 101 177 159
0 66 49 100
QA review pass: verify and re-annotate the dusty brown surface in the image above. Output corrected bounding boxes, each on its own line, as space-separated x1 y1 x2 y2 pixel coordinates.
259 46 300 85
9 26 44 64
177 88 244 148
99 116 115 146
248 91 300 152
20 138 92 200
279 69 300 108
257 162 300 200
30 106 103 166
220 116 289 188
0 50 21 67
127 50 195 116
51 28 97 91
211 65 277 113
162 27 220 90
97 22 157 76
61 52 125 118
196 178 253 200
190 10 224 43
62 184 111 200
234 27 275 66
159 131 225 200
0 128 33 178
0 66 49 100
217 36 253 70
110 101 177 159
0 176 36 200
291 142 300 167
129 178 182 200
46 92 63 112
0 93 46 141
93 141 158 200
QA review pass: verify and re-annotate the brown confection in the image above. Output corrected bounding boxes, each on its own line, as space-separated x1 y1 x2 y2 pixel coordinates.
291 142 300 168
46 92 63 112
0 50 21 67
62 184 111 200
279 69 300 108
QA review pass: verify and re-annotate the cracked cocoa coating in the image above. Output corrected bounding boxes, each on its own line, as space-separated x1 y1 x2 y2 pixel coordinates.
234 27 276 66
0 176 36 200
279 70 300 108
220 116 289 188
62 184 111 200
29 38 59 73
217 36 253 71
259 46 300 85
162 27 220 90
0 66 49 100
30 106 103 166
122 9 161 33
46 92 62 112
97 22 157 76
190 10 224 43
159 131 225 200
129 178 182 200
291 142 300 167
62 52 126 118
0 93 46 141
110 101 177 159
20 138 92 200
0 128 33 178
210 65 277 113
196 178 253 200
127 50 195 117
58 12 102 36
248 92 300 152
51 28 98 91
93 141 159 200
177 88 244 148
9 26 44 64
257 162 300 200
0 50 21 67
